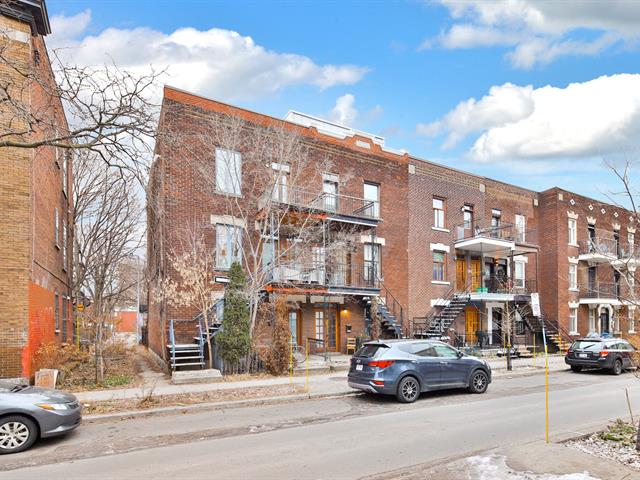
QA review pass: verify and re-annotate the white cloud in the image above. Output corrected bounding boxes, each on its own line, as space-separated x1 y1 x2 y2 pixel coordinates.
419 74 640 162
417 83 534 149
48 11 368 102
328 94 358 125
425 0 640 68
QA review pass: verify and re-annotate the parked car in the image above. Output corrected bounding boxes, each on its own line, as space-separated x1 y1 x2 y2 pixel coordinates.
0 382 82 454
565 337 636 375
347 339 492 403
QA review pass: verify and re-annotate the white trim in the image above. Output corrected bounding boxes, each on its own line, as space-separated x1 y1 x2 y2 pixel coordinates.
587 216 596 225
569 288 580 293
431 227 450 233
0 28 29 43
431 281 451 286
568 257 579 264
628 226 636 234
430 243 450 253
567 211 579 219
211 214 247 228
568 301 580 309
271 162 290 173
322 172 339 183
430 298 450 307
360 235 386 246
514 256 528 264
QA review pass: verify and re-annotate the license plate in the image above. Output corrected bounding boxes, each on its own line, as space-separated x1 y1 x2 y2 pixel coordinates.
578 353 587 358
356 364 363 371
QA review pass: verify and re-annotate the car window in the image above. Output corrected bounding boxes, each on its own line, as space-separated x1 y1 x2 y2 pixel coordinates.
433 344 459 358
571 341 601 350
355 344 387 358
414 346 438 357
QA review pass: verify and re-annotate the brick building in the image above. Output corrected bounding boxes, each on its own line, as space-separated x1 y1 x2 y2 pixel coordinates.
147 87 409 366
0 1 73 379
148 86 638 368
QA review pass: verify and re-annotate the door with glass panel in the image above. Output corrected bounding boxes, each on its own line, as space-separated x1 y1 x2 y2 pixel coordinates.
322 175 338 212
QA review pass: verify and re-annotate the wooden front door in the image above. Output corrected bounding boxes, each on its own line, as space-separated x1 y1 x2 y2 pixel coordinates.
465 307 480 345
471 258 482 291
314 308 339 352
456 258 467 291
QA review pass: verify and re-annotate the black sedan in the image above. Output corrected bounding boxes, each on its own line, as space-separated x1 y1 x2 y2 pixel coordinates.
565 337 636 375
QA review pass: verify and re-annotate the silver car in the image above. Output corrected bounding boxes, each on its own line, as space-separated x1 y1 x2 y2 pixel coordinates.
0 382 82 454
348 340 492 403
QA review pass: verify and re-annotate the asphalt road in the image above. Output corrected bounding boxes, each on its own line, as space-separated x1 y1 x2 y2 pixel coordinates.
2 369 639 479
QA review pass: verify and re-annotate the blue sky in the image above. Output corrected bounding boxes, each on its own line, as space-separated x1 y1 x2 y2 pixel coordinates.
47 0 640 202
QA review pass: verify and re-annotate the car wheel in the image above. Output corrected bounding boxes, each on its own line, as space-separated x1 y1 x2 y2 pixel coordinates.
570 365 582 372
396 376 420 403
611 359 623 376
469 370 489 394
0 415 38 455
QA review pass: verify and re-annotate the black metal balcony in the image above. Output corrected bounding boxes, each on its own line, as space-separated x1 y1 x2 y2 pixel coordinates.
267 261 379 293
580 282 619 300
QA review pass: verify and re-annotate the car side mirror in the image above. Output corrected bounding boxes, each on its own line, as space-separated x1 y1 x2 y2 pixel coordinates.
457 351 464 359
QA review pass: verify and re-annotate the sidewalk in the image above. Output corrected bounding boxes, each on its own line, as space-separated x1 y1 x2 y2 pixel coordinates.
75 354 567 404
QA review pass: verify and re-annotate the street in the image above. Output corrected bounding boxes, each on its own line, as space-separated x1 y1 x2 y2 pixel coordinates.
1 369 639 479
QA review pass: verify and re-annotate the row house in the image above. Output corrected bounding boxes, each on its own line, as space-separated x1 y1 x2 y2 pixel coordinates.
0 0 73 379
147 86 638 367
147 87 409 365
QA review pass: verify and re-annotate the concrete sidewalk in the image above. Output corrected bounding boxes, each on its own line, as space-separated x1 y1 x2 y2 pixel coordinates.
74 354 568 403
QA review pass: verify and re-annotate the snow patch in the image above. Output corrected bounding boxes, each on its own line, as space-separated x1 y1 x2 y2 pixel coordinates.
466 455 600 480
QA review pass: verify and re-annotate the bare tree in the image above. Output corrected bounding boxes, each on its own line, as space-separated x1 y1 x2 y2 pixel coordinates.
73 151 143 381
153 224 219 369
0 18 160 178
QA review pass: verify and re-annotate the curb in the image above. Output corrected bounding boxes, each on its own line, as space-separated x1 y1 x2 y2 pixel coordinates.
84 390 358 423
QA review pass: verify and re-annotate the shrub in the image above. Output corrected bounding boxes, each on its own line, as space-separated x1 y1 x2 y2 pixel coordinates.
217 262 251 365
262 297 293 376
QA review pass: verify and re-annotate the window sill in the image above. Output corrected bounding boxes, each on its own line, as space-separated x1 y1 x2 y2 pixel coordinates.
431 227 450 233
54 243 60 250
431 281 451 285
569 332 580 336
569 288 579 292
55 329 60 335
629 331 636 334
568 243 579 248
214 190 243 198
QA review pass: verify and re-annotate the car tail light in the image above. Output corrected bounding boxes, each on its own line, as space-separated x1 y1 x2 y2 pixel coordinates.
600 350 610 357
372 380 384 386
368 360 395 369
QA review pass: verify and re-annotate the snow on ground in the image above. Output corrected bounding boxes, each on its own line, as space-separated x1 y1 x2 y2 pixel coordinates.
466 455 600 480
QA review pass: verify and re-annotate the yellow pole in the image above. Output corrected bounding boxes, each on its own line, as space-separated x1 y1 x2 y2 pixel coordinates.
305 338 309 394
289 334 293 385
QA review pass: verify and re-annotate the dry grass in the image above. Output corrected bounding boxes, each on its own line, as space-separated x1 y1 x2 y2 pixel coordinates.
82 384 306 415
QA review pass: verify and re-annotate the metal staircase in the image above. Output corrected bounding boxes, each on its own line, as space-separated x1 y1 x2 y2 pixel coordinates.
375 282 405 337
167 300 224 370
526 313 572 353
412 287 471 338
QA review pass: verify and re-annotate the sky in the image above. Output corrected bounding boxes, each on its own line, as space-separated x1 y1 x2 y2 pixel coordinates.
46 0 640 202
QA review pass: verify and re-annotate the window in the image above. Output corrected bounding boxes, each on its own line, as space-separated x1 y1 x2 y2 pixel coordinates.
215 147 242 195
433 344 458 358
515 310 525 335
364 243 381 282
54 293 60 333
629 309 635 334
568 218 577 245
61 295 68 341
216 224 242 269
569 308 578 334
363 182 380 218
491 209 501 237
629 232 635 255
54 208 60 248
433 198 445 229
515 214 526 242
514 261 525 288
463 205 474 229
62 150 69 197
315 311 324 341
568 264 577 290
271 164 289 203
433 251 446 282
62 217 67 270
322 174 339 212
413 345 438 357
588 308 596 333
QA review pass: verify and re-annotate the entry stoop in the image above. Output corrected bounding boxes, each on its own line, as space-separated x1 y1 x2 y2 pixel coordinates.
171 369 223 385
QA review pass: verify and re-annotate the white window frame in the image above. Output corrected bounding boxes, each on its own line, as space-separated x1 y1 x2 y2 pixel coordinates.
271 163 289 203
215 223 242 269
588 308 596 333
514 261 525 288
433 198 445 229
62 216 67 270
568 264 578 290
363 182 380 218
629 308 636 334
629 232 635 255
54 292 60 333
215 147 242 195
364 243 381 281
54 208 60 248
569 308 578 335
568 218 577 246
432 250 446 282
515 214 526 243
315 310 324 341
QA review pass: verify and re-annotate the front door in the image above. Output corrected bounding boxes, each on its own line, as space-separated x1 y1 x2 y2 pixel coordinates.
465 307 479 345
600 309 610 334
471 258 482 291
456 258 467 291
314 308 339 352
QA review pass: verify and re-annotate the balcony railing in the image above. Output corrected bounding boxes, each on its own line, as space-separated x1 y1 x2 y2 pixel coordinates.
580 283 619 299
464 276 537 295
579 238 620 257
266 186 379 221
455 220 535 244
269 262 379 290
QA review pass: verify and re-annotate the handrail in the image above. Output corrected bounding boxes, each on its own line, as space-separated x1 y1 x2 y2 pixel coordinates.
378 279 405 337
169 319 176 367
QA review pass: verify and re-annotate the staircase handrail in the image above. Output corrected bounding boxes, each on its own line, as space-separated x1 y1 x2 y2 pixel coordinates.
423 283 473 334
378 279 406 336
169 319 176 367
